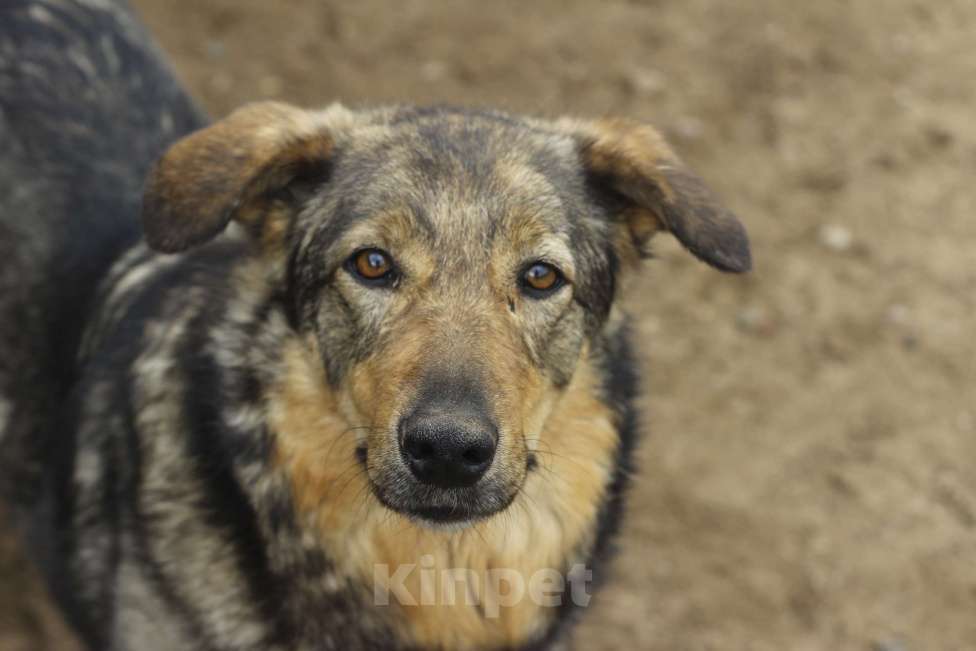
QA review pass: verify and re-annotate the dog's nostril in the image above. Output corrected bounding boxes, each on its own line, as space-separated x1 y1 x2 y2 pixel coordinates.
405 436 436 461
461 443 492 466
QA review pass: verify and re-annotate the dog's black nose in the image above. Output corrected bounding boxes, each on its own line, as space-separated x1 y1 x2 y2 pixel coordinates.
399 410 497 488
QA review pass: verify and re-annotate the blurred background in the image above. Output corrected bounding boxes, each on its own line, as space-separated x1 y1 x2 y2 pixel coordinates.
2 0 975 649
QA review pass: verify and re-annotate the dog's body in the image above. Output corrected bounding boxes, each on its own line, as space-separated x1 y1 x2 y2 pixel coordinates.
0 2 750 651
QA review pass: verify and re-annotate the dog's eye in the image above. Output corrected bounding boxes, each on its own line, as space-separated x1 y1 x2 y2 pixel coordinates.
346 248 397 286
519 262 564 297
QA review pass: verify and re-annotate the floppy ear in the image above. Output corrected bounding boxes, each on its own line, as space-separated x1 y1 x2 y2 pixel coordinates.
142 101 333 253
573 118 751 273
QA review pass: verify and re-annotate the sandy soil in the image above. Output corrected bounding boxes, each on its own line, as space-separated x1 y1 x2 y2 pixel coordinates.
3 1 975 649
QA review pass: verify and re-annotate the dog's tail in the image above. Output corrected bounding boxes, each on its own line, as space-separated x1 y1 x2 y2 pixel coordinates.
0 0 205 507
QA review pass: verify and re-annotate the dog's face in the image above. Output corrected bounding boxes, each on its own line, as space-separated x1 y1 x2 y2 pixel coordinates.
289 112 615 525
142 103 750 527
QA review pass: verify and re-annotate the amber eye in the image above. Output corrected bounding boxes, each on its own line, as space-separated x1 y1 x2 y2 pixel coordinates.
520 262 564 297
347 248 396 286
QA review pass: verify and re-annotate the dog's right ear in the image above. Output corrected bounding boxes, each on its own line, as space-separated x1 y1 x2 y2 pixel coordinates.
142 102 334 253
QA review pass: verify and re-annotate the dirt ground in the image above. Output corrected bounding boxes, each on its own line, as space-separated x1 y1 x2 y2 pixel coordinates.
3 0 975 649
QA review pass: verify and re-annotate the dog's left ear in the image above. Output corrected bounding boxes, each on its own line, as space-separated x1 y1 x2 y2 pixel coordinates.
142 101 334 253
571 118 751 273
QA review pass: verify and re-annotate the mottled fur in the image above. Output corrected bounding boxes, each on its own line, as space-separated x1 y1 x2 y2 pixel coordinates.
0 2 750 650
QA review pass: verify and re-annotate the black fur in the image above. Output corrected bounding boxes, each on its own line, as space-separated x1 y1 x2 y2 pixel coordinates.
0 0 203 505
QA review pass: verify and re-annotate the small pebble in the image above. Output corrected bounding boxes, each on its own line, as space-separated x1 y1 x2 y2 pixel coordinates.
736 306 775 336
420 60 449 82
819 224 853 252
626 68 665 96
673 116 704 140
871 640 908 651
884 303 910 326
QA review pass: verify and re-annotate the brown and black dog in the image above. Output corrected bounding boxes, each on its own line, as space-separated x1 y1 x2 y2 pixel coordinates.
0 2 750 650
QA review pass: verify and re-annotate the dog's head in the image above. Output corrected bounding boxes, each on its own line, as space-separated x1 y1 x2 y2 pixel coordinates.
143 103 749 527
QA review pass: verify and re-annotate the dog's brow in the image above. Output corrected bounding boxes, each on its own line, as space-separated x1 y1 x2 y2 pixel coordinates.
404 199 436 239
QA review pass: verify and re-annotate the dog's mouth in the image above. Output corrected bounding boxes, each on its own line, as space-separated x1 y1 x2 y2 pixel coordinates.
356 445 535 527
404 502 510 527
373 487 520 528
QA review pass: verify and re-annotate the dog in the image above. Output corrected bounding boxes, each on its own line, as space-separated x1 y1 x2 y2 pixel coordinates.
0 1 751 650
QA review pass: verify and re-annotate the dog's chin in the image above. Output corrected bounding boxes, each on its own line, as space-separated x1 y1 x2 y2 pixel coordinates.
369 482 521 531
405 507 488 532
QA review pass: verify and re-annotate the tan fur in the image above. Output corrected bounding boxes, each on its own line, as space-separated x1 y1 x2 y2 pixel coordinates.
577 119 676 257
342 290 537 498
271 336 619 650
315 187 584 507
579 118 678 201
